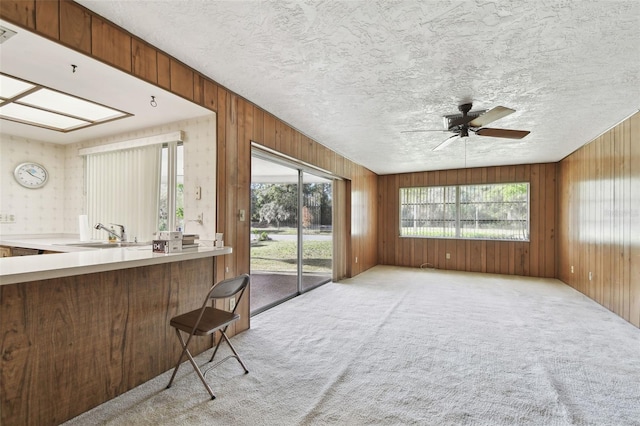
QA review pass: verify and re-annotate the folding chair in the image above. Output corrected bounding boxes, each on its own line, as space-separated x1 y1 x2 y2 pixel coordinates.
166 274 250 399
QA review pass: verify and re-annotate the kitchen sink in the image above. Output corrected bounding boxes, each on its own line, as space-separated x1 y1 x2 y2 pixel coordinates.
61 241 151 249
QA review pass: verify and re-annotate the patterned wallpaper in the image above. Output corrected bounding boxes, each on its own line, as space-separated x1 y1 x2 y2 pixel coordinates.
1 113 217 240
0 134 66 235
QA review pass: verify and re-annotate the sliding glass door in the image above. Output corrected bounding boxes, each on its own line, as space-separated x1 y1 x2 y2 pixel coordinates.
250 158 299 313
250 153 333 315
301 172 333 292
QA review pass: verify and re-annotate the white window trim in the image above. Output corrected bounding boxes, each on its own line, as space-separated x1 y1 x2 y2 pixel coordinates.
78 131 183 156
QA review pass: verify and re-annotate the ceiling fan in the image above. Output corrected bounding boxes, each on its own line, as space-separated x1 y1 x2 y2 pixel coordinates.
403 103 530 151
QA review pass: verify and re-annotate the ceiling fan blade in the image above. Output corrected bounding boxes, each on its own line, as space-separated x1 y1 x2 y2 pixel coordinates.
432 134 459 151
475 128 530 139
468 106 515 128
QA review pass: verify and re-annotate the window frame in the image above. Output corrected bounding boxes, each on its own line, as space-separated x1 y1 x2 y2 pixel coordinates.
158 142 184 232
399 182 530 242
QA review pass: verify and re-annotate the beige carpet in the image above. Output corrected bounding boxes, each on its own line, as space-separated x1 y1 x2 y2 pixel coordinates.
64 266 640 425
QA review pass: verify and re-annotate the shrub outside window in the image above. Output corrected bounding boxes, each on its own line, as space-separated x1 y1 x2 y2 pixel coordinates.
400 183 530 241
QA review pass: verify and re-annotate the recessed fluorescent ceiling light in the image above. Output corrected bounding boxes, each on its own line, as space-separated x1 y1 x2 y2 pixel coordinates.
0 103 89 129
0 72 132 132
0 74 34 98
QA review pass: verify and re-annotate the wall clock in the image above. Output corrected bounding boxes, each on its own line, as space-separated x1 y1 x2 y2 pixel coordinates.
14 162 49 189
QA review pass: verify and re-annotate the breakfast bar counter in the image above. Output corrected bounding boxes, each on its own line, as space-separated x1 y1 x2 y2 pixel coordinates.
0 238 233 426
0 236 232 285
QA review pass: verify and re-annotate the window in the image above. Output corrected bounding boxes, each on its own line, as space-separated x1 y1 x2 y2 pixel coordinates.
400 183 530 241
86 145 162 242
82 132 184 242
158 143 184 232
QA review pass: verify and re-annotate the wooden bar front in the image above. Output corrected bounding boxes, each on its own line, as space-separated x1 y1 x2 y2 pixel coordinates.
1 257 215 425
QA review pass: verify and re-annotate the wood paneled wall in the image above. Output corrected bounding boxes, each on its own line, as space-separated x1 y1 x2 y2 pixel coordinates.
378 164 557 277
214 100 379 288
558 112 640 327
1 258 215 426
0 0 380 336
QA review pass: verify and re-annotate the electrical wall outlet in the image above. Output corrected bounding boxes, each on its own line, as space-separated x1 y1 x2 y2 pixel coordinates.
0 214 15 223
355 256 358 263
446 253 451 259
571 265 574 273
589 271 593 281
229 297 236 311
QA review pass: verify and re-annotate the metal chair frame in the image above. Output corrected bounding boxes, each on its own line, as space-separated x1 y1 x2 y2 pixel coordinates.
166 274 250 399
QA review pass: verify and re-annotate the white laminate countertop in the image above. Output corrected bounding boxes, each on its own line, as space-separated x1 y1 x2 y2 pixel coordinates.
0 235 232 286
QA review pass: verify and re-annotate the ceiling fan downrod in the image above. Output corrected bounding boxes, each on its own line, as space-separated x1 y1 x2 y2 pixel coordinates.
458 103 472 138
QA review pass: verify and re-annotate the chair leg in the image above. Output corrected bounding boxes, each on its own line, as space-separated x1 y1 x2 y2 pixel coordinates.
209 330 224 363
166 328 187 389
208 329 249 374
221 331 249 373
167 328 216 400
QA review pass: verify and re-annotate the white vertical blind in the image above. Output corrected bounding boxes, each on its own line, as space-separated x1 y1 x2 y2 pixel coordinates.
86 145 162 242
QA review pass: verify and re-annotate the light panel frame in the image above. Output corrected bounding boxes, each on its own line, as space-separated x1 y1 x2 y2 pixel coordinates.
0 72 132 132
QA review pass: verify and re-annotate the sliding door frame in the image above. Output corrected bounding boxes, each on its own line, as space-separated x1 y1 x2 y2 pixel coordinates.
251 144 339 299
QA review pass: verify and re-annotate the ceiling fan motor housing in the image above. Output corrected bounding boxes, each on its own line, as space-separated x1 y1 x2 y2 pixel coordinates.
442 107 486 131
458 103 472 114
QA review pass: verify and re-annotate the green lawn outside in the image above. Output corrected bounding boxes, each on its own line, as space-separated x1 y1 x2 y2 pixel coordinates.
400 226 528 240
250 239 332 273
252 227 331 236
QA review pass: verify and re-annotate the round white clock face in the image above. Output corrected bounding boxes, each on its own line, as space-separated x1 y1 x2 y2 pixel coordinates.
14 162 49 189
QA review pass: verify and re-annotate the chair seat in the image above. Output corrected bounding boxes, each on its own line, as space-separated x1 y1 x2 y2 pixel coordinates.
170 307 239 336
166 274 250 399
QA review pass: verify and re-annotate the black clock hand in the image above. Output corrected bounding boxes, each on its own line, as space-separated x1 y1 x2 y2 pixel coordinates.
26 170 44 181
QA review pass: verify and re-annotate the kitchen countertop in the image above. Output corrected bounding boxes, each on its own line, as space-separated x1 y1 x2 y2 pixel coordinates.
1 235 107 252
0 235 232 286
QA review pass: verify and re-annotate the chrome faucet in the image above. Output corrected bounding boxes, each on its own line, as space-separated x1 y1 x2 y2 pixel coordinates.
94 223 127 242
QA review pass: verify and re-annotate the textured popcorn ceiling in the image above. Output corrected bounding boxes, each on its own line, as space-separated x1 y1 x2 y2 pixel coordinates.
76 0 640 175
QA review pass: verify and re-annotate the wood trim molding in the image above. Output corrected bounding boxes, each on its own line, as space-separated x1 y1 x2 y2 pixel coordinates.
91 15 132 72
59 0 91 54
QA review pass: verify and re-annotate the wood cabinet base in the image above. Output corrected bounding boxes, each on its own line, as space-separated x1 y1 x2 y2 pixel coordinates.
1 258 214 425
